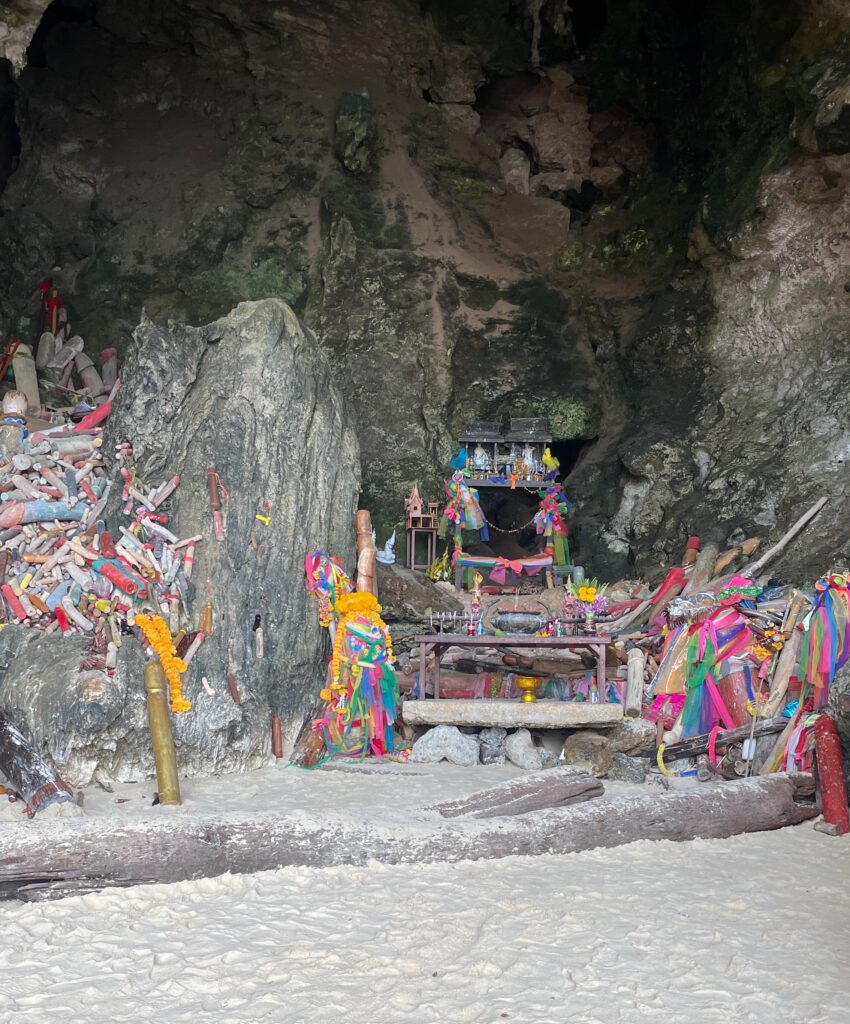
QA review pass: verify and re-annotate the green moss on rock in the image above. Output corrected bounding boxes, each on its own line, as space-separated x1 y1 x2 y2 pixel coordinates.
493 395 602 439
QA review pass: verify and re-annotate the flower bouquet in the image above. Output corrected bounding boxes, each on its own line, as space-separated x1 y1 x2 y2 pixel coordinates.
565 577 608 634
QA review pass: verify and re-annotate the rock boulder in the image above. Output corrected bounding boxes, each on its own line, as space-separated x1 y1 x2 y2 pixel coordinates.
96 299 360 775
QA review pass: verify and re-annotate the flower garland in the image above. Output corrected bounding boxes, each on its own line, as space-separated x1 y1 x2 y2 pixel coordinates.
136 613 191 713
330 592 393 683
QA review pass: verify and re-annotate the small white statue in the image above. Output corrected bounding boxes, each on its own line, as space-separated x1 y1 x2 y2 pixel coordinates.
376 530 396 565
2 391 28 417
522 444 538 474
472 444 490 471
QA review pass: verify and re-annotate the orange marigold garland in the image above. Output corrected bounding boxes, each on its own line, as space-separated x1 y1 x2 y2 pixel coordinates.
330 591 394 682
136 613 191 713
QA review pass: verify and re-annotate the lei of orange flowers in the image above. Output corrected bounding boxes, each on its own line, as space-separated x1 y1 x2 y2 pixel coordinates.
325 592 393 700
137 613 191 713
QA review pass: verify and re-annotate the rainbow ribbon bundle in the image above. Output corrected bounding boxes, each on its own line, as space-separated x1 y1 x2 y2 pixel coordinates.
304 551 353 627
533 483 570 538
317 610 399 758
305 558 401 761
797 573 850 705
440 471 488 539
680 606 755 737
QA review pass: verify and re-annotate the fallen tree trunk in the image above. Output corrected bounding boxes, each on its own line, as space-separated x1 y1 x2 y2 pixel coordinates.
430 766 603 819
0 775 815 900
662 717 786 761
0 712 74 817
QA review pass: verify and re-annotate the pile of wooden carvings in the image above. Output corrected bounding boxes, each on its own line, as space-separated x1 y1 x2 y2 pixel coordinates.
610 497 849 834
6 281 117 420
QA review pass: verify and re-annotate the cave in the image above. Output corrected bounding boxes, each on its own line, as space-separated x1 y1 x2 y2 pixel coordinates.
0 0 844 577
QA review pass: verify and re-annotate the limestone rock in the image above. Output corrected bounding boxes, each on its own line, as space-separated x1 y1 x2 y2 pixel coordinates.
103 299 359 772
410 725 480 766
375 563 462 622
0 0 50 68
439 104 481 136
607 753 649 784
479 726 507 765
605 717 656 756
500 147 531 194
334 91 378 175
529 109 591 176
505 728 547 770
0 626 274 787
815 75 850 155
562 730 614 777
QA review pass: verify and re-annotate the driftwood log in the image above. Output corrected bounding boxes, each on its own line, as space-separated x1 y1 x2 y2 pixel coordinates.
661 716 786 761
682 542 721 596
764 591 809 717
0 712 74 817
429 766 603 819
742 496 827 578
0 775 816 900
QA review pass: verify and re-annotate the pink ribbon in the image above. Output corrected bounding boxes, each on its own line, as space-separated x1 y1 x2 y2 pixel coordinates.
489 558 524 584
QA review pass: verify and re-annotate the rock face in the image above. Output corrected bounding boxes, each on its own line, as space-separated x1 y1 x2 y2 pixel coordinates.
0 0 849 581
0 626 272 787
105 298 359 762
334 91 378 175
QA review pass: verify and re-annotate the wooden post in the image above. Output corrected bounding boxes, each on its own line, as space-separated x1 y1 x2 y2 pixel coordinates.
682 541 720 596
355 510 378 598
144 660 181 806
764 591 808 717
271 715 283 758
625 647 645 716
742 497 827 578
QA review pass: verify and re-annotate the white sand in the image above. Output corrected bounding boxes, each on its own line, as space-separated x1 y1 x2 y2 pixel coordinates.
0 825 846 1024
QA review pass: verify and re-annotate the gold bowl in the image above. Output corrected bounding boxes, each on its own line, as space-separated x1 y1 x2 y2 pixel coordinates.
515 675 542 703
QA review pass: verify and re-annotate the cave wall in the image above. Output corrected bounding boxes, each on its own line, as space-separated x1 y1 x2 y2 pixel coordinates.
0 0 848 582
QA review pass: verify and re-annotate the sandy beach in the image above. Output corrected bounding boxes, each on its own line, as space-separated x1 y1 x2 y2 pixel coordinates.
0 823 846 1024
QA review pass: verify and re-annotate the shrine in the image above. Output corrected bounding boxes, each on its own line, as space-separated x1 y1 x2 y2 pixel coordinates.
439 417 572 591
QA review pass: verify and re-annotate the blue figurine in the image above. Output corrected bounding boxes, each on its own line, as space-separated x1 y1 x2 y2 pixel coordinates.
448 446 468 470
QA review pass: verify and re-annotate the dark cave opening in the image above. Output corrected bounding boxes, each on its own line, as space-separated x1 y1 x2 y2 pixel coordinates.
473 485 542 560
26 0 95 69
551 437 596 480
570 0 608 55
0 60 20 197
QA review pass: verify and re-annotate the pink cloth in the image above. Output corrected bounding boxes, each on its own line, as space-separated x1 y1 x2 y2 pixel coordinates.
644 693 686 729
